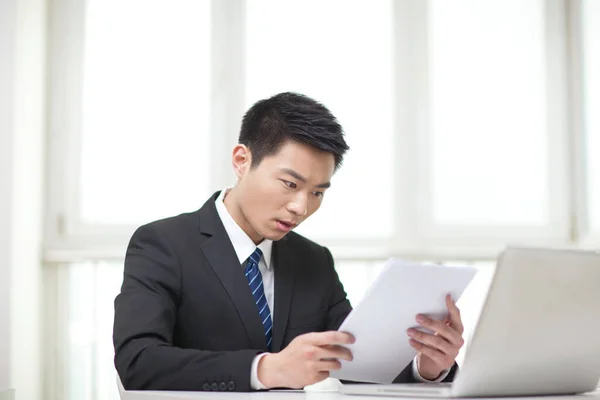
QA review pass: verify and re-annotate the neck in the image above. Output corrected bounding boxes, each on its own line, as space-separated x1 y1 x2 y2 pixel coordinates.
222 187 264 245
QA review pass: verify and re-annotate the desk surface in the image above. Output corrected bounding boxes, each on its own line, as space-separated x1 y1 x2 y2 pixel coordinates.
120 388 600 400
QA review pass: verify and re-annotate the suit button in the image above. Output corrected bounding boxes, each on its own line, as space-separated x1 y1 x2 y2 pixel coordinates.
219 382 227 391
202 383 210 391
211 382 219 391
227 381 235 391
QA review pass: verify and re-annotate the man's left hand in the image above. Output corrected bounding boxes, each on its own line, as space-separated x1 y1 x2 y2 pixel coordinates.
407 294 465 381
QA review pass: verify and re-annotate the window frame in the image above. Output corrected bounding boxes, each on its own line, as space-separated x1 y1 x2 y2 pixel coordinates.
44 0 594 263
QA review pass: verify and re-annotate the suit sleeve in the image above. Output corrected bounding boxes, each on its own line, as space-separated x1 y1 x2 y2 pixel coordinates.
321 247 458 384
113 224 260 392
322 246 353 331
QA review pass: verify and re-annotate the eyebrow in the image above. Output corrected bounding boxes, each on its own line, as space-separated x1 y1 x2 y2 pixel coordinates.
280 168 331 189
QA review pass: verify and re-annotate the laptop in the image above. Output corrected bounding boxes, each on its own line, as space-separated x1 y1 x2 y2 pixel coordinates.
341 246 600 398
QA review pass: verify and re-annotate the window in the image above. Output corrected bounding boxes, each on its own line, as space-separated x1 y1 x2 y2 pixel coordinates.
67 0 212 228
582 0 600 232
63 262 123 400
245 0 395 240
428 0 548 227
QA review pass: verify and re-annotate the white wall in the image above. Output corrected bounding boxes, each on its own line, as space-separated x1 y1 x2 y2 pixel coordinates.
0 0 46 398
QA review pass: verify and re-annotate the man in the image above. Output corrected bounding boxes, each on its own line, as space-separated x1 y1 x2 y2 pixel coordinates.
113 92 464 392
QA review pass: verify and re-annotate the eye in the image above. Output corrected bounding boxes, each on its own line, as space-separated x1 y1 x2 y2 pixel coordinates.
281 180 297 189
313 191 324 198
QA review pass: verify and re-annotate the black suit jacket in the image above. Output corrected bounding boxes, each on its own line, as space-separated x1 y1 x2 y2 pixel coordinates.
113 192 457 392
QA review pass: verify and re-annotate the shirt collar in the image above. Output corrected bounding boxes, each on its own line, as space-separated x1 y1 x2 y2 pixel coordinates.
215 188 273 269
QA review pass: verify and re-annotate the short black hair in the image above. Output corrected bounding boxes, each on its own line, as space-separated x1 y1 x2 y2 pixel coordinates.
239 92 349 170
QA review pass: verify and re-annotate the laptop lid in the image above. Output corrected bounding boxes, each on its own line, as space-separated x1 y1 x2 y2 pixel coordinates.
451 247 600 397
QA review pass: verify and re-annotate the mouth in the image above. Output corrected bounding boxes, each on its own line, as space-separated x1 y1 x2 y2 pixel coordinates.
275 220 297 233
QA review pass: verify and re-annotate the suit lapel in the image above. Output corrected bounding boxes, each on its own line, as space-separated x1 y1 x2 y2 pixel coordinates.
271 238 295 352
197 193 267 351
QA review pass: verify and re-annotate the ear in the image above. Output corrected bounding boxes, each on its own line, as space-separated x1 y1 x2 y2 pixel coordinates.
232 144 252 179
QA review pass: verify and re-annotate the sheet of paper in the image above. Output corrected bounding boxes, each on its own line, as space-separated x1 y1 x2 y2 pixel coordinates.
330 258 478 384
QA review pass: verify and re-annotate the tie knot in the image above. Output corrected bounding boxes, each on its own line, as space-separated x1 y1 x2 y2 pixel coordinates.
248 247 263 265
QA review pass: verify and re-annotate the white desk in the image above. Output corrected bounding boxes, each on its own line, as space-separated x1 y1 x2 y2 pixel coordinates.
119 388 600 400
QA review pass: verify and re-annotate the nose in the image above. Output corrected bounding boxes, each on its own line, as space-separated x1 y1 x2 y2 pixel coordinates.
287 192 308 216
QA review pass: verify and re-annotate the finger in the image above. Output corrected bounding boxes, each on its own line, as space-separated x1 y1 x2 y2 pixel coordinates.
416 314 463 347
306 331 355 346
416 313 460 343
446 294 464 334
317 345 353 361
315 359 343 372
313 371 330 384
407 328 454 356
409 339 449 367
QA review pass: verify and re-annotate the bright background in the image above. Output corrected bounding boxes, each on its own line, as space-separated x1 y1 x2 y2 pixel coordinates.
1 1 599 399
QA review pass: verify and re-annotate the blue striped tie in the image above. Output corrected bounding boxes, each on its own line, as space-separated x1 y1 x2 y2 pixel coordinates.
244 248 273 351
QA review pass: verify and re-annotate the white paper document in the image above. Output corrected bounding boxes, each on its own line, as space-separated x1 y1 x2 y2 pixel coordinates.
330 258 478 384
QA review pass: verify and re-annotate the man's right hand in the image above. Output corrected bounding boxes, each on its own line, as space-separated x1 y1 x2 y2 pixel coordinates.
257 331 355 389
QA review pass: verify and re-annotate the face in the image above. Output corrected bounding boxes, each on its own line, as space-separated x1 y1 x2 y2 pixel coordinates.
227 140 335 243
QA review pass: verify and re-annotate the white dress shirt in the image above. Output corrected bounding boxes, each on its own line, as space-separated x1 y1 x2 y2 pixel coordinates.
214 189 449 389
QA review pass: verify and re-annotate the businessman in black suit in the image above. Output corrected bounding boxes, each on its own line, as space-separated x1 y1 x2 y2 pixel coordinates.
113 92 464 392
